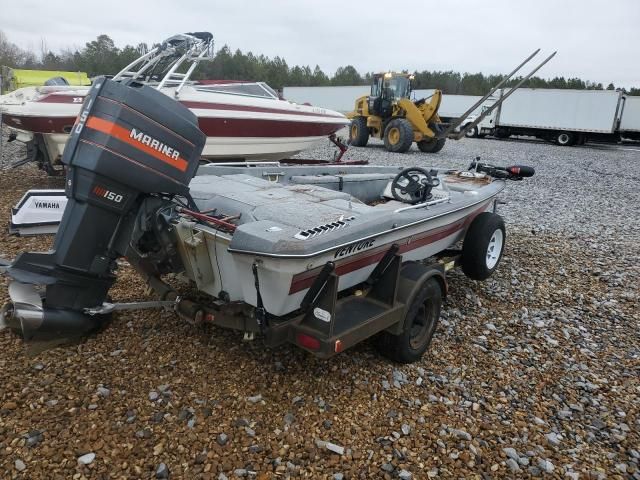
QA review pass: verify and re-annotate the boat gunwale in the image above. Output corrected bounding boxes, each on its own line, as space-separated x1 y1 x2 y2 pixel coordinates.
221 182 505 259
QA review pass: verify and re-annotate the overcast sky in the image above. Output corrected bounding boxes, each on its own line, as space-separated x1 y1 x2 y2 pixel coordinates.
2 0 639 88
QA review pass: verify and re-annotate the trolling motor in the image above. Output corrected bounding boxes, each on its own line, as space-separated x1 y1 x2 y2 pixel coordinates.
469 158 535 180
0 78 205 341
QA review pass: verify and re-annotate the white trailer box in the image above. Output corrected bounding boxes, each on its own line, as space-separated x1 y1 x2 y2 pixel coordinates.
283 86 369 113
437 94 483 119
283 86 483 119
496 88 623 134
621 96 640 133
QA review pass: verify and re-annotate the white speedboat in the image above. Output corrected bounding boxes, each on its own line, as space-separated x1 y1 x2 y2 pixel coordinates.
0 32 348 174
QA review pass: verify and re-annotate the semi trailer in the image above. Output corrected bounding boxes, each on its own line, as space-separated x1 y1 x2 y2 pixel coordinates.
620 96 640 141
471 88 625 146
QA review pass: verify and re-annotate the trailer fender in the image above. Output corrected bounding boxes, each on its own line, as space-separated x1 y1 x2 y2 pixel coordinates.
386 261 446 335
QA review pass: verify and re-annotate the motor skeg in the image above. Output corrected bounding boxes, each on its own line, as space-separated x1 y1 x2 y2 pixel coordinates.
3 78 205 340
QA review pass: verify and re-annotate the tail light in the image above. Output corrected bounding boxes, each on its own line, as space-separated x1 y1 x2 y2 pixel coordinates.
297 333 320 350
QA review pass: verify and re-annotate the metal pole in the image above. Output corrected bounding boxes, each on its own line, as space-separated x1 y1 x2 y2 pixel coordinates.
443 49 541 135
448 51 557 140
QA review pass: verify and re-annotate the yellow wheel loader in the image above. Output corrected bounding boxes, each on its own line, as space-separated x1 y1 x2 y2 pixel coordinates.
346 50 558 155
347 72 447 154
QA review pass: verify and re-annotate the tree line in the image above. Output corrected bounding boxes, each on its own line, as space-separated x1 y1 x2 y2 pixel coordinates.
1 31 638 96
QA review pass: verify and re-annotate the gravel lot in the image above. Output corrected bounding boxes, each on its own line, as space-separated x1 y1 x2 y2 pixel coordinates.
0 133 638 479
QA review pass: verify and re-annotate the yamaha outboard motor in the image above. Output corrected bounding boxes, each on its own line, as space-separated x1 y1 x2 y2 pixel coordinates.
1 78 205 341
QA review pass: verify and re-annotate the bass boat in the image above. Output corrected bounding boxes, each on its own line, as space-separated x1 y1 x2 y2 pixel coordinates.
0 79 534 362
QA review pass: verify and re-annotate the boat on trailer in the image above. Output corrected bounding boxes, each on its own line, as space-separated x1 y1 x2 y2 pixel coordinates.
179 163 509 317
0 32 348 175
0 79 534 362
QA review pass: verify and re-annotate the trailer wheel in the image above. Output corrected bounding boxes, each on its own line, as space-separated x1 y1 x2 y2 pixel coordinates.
376 277 442 364
461 212 506 280
417 137 446 153
384 118 414 153
349 117 369 147
555 132 575 146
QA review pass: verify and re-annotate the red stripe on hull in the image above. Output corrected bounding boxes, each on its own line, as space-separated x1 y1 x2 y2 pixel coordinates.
38 94 86 104
196 117 344 138
3 114 345 138
1 114 76 134
288 202 490 294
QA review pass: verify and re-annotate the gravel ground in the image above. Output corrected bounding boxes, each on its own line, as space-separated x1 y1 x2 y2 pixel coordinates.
0 128 26 170
0 132 638 479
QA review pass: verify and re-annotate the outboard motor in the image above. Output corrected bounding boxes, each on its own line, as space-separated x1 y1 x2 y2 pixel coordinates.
1 78 205 341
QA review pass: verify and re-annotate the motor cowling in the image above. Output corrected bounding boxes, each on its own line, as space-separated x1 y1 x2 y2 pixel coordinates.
2 78 205 340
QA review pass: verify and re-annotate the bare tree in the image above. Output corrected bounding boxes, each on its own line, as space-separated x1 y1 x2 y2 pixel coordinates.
0 30 25 67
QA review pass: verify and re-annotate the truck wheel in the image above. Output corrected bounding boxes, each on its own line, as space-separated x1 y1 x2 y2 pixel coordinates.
494 128 510 139
461 212 506 281
417 137 446 153
384 118 414 153
349 117 369 147
555 132 575 146
465 125 479 138
376 277 442 364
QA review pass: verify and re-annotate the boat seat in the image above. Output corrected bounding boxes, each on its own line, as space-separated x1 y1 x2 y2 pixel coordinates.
290 173 396 204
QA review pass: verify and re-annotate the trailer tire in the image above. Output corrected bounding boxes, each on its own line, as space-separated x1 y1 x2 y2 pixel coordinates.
464 125 479 138
555 132 575 146
376 277 442 364
417 137 446 153
384 118 414 153
349 117 369 147
461 212 506 281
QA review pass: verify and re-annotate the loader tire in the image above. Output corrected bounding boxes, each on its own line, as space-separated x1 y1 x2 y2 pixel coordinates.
349 117 369 147
384 118 413 153
417 137 446 153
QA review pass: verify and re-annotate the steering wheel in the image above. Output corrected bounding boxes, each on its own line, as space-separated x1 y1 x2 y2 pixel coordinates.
391 167 440 204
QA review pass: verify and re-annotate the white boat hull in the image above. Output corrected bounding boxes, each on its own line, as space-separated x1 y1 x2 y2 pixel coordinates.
200 135 337 160
0 84 349 164
178 197 493 316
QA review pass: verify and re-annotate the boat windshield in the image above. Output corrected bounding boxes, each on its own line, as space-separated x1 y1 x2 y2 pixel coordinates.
196 82 278 99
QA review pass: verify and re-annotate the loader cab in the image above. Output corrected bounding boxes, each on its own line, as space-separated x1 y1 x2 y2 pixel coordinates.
369 73 412 118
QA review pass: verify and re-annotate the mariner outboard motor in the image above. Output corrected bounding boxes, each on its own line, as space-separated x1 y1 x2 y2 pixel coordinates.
1 78 205 341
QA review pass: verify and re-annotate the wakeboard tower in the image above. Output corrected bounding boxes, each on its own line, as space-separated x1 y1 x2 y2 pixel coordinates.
0 78 534 363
